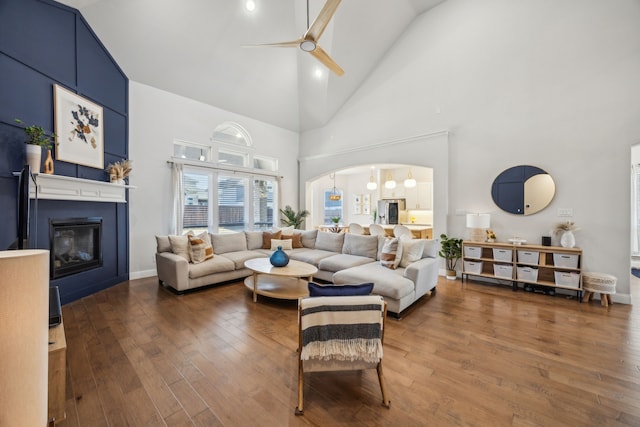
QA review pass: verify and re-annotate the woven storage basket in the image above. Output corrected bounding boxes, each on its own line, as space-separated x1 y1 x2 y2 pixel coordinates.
582 272 617 294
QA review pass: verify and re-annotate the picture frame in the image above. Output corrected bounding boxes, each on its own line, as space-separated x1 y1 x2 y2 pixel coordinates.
363 193 371 215
54 84 104 169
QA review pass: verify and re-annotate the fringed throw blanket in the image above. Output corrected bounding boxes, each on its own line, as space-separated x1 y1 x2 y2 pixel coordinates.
299 295 384 364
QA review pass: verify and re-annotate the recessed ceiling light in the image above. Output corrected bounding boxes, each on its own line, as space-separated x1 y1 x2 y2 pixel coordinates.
244 0 256 12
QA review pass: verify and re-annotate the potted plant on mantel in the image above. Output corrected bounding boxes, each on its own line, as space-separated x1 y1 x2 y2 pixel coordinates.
438 233 463 280
15 119 57 174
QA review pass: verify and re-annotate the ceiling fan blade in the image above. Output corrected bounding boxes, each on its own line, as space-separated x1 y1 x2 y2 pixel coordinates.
310 45 344 76
241 39 301 48
304 0 341 42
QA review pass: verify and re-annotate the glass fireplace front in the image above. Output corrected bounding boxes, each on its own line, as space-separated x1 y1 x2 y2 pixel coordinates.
50 217 102 279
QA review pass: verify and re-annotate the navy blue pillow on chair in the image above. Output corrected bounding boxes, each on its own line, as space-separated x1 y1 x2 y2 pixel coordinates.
308 282 374 297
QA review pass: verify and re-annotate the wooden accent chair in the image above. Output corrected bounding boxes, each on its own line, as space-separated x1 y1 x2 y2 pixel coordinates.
295 295 391 415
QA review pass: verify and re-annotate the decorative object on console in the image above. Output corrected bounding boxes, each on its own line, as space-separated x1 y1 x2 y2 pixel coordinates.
508 237 526 245
43 149 54 174
279 205 310 229
438 233 463 280
106 159 132 184
486 229 496 243
554 221 579 248
15 118 57 174
541 236 552 246
270 245 290 267
466 213 490 242
54 84 104 169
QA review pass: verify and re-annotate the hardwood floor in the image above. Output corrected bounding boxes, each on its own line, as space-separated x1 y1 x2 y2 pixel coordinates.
57 276 640 426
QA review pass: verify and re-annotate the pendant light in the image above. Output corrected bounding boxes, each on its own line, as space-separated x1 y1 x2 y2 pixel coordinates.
384 172 396 189
366 168 377 191
329 173 341 201
404 169 416 188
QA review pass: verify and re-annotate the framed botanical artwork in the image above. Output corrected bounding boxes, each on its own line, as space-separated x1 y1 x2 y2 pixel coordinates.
353 194 362 214
54 84 104 169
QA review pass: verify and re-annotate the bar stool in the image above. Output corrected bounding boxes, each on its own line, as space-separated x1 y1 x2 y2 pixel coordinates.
582 272 617 307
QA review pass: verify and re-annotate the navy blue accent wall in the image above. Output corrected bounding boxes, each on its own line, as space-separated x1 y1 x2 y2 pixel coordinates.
0 0 129 304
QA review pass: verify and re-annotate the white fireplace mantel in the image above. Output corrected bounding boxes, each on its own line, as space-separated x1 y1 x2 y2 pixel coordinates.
16 173 134 203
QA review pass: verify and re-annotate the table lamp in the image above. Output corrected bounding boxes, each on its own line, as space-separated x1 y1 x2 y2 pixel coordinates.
466 213 491 242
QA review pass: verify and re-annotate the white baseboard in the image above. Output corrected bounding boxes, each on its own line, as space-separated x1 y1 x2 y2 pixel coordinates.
129 269 157 280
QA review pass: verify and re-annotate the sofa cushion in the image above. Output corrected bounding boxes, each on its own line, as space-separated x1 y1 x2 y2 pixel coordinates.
333 263 415 300
169 234 191 261
219 250 265 269
314 231 344 252
399 237 426 267
421 239 438 258
380 237 402 269
188 255 236 279
262 230 282 249
156 235 172 253
188 232 214 264
270 239 293 251
342 234 378 259
308 282 374 297
289 249 336 266
282 234 303 248
273 225 295 234
318 254 376 273
294 229 318 248
246 231 264 250
211 232 248 254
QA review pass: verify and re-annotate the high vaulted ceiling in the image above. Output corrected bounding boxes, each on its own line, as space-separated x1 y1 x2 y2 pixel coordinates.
57 0 445 132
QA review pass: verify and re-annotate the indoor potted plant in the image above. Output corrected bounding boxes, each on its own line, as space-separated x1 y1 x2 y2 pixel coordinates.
279 205 310 229
438 233 463 280
15 119 57 173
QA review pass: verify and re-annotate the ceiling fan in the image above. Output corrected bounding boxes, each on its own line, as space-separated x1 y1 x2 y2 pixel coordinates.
244 0 344 76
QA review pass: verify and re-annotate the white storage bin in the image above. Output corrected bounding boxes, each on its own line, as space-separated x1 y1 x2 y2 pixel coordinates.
464 246 482 259
517 250 540 264
464 260 483 274
517 266 539 282
554 271 581 288
493 263 513 279
553 253 579 269
492 248 513 262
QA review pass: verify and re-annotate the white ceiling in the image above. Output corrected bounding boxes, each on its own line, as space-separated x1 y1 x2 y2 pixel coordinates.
56 0 446 132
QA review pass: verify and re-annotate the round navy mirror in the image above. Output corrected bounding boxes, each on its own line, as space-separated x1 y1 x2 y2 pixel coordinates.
491 165 555 215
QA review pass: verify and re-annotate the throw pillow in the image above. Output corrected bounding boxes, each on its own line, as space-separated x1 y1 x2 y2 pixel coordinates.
245 231 264 250
282 234 303 248
262 230 282 249
155 235 172 253
399 237 426 267
270 238 293 251
188 232 214 264
273 225 295 235
380 237 402 269
314 231 345 252
168 234 191 262
308 282 374 297
210 232 247 254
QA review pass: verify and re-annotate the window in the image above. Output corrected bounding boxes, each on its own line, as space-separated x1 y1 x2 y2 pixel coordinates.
173 140 211 162
180 168 278 233
323 189 343 224
219 149 249 167
253 155 278 171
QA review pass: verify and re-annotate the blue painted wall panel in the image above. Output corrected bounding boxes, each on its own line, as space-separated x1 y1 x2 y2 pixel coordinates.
0 0 129 304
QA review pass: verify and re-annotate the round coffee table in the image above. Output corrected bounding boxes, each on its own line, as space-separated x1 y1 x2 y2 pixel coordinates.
244 258 318 302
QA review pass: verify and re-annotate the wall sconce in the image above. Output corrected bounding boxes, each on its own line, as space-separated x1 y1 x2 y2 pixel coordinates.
466 213 491 242
384 173 396 189
329 173 341 201
404 169 416 188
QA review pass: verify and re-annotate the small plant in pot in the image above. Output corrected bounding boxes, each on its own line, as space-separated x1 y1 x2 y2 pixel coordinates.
438 233 463 280
279 205 310 229
15 119 57 173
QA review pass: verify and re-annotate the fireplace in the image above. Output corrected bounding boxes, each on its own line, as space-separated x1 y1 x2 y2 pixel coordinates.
50 217 102 279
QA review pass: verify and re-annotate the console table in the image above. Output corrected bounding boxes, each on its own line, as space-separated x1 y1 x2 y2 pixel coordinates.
461 241 582 299
48 321 66 424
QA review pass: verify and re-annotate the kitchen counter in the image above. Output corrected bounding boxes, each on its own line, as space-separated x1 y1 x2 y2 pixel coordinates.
363 224 433 239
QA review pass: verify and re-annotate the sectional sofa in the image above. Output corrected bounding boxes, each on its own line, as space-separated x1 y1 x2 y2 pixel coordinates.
155 229 439 315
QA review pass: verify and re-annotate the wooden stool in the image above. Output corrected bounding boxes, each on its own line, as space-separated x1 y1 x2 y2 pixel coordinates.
582 272 616 307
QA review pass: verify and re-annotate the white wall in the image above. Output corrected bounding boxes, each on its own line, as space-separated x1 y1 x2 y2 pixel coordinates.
128 82 300 277
299 0 640 300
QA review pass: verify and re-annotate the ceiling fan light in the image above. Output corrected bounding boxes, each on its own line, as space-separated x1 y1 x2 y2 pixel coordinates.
300 40 316 52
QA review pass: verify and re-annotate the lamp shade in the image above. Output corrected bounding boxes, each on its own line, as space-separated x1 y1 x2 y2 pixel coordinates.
466 213 490 229
0 250 49 426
